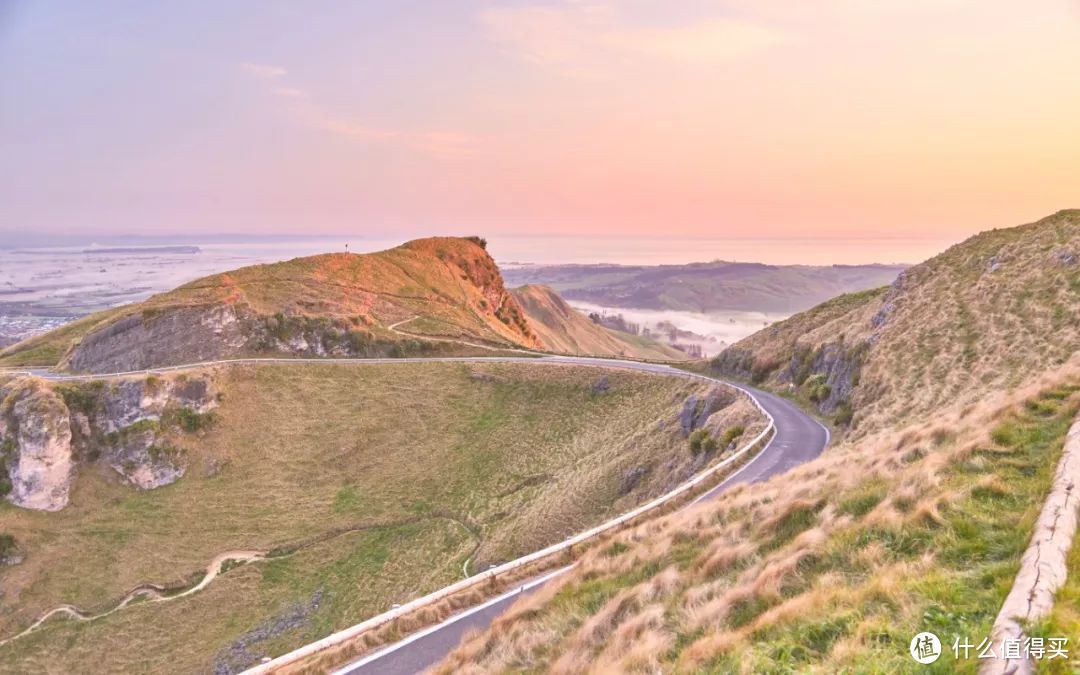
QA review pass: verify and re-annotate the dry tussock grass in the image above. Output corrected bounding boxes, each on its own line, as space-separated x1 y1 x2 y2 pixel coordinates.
434 357 1080 674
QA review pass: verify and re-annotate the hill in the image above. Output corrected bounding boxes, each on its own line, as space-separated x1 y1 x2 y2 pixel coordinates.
512 285 687 361
501 261 907 313
0 361 763 673
429 210 1080 673
714 209 1080 435
0 238 682 373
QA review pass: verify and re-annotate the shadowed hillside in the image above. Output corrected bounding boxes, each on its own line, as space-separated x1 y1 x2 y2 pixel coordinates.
714 209 1080 435
513 285 687 361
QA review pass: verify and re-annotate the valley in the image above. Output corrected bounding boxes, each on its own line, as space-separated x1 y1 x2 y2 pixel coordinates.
0 360 763 673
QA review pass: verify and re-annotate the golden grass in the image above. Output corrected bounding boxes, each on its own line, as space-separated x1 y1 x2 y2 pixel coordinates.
0 361 759 673
433 358 1080 674
717 210 1080 437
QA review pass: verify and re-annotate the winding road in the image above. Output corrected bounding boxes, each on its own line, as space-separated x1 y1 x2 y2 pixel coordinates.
321 359 829 675
3 355 828 674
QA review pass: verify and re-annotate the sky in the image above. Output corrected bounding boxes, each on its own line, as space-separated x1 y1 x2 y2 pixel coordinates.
1 1 1078 252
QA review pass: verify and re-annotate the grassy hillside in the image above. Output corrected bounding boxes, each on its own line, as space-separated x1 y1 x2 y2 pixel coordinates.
0 237 541 372
0 239 689 371
714 209 1080 435
502 261 906 313
512 285 688 361
143 237 537 345
436 359 1080 674
0 362 763 673
429 210 1080 673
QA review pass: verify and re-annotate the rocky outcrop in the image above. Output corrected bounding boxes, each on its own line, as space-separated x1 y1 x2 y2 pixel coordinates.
0 373 218 510
678 388 737 437
785 340 868 415
61 304 448 374
0 382 74 511
63 304 259 373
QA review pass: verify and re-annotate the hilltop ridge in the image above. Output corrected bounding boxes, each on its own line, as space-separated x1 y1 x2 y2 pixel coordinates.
0 237 682 372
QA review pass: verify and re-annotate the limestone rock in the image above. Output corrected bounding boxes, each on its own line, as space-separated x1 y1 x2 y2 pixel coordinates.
2 384 75 511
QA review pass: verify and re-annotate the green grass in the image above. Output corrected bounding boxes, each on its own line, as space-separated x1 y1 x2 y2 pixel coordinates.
0 361 719 673
742 387 1079 673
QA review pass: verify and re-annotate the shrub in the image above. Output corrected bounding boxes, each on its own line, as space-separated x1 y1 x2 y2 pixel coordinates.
0 533 16 560
465 236 488 250
805 373 832 403
172 408 215 434
686 425 712 453
833 403 854 426
55 383 103 416
720 425 746 448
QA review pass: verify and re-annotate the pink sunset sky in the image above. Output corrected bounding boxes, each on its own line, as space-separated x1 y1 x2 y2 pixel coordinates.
1 1 1077 248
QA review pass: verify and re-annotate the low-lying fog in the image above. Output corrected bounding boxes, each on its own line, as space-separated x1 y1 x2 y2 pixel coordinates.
569 301 788 357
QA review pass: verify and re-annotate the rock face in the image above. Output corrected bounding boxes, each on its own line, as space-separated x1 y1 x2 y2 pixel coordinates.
0 383 74 511
0 373 218 510
678 388 737 437
64 305 257 374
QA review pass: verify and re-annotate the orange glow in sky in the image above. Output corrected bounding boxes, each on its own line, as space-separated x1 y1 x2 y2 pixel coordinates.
1 1 1077 246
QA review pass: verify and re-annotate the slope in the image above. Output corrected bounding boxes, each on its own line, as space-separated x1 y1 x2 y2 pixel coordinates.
512 285 688 361
714 209 1080 435
0 239 689 372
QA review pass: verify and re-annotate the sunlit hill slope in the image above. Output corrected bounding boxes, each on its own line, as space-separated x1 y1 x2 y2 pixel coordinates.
0 237 683 372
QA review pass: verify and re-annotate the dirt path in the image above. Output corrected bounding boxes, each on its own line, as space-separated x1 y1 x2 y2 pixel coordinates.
0 511 487 649
0 550 264 648
387 316 537 355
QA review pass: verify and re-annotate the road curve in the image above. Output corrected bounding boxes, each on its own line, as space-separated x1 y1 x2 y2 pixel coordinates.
333 360 829 675
3 355 828 675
